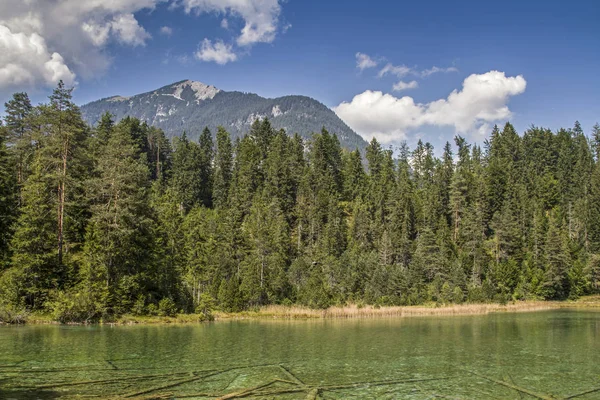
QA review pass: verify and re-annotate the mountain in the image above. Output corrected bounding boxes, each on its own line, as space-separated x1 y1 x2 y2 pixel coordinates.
80 80 366 150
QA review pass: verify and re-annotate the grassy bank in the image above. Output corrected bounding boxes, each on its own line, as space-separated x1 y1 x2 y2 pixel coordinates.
5 297 600 326
214 301 560 320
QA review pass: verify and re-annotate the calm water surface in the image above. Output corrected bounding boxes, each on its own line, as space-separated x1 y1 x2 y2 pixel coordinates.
0 309 599 399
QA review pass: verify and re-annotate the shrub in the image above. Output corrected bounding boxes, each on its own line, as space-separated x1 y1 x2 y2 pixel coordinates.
439 282 453 304
281 298 293 307
195 293 216 321
0 301 28 324
48 290 104 324
467 285 485 303
452 286 465 304
132 295 146 316
158 298 178 317
146 303 158 316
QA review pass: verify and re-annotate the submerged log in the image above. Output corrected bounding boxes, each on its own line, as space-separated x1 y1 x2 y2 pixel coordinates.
217 380 282 399
564 386 600 399
466 370 556 400
305 388 319 399
278 364 305 386
216 376 450 399
31 371 191 389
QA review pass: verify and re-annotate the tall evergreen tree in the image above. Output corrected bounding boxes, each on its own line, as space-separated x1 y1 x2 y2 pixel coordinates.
3 92 33 189
80 118 153 314
213 127 233 208
0 124 17 265
198 126 214 207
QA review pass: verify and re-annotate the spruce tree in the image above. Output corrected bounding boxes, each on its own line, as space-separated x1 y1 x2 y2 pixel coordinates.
3 92 33 189
198 126 214 207
0 125 16 265
542 212 571 299
213 127 233 208
80 119 153 314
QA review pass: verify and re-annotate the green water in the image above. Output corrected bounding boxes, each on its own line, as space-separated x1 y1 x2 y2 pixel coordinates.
0 310 599 399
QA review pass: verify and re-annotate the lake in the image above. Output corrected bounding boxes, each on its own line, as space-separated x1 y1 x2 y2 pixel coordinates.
0 309 599 399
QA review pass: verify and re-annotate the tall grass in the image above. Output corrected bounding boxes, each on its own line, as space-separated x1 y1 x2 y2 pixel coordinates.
215 301 559 320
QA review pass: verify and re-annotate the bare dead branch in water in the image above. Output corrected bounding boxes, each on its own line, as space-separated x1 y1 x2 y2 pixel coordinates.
465 370 557 400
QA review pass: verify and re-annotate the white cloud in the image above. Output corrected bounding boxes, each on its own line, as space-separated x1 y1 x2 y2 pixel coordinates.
356 52 377 70
82 13 151 48
82 21 111 47
378 63 414 78
160 25 173 36
110 13 151 46
334 70 526 144
221 18 229 29
0 25 76 89
0 0 287 90
195 38 237 64
377 62 459 79
392 80 418 92
0 0 163 89
180 0 283 46
421 66 458 77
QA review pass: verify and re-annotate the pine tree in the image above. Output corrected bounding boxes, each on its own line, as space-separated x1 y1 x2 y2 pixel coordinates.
7 82 89 309
542 212 571 299
213 127 233 208
44 81 89 265
450 136 472 242
95 112 115 145
181 206 220 310
342 149 365 202
228 135 262 220
240 193 290 305
592 123 600 162
3 92 33 189
146 126 172 182
0 124 16 264
80 119 153 314
264 130 296 218
9 154 59 309
198 126 214 207
170 133 203 212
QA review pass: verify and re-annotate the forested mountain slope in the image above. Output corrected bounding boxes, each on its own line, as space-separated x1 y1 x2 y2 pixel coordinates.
81 80 366 150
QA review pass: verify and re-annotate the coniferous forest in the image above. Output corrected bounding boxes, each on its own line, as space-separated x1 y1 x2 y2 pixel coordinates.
1 82 600 322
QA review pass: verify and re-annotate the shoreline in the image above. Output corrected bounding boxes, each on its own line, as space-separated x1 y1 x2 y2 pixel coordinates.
9 296 600 326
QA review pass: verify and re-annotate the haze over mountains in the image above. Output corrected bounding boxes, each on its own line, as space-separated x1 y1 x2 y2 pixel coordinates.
81 80 366 149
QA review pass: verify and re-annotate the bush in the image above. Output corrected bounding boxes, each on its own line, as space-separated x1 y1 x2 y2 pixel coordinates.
467 285 485 303
494 292 509 306
439 282 453 304
132 295 146 316
158 298 178 317
0 302 28 324
48 290 104 324
281 298 293 307
452 286 465 304
195 293 216 321
146 303 158 316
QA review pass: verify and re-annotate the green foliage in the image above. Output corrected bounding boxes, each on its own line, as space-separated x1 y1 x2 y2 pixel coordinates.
158 298 178 317
195 292 216 320
48 289 106 324
0 301 28 324
1 83 599 323
0 126 17 264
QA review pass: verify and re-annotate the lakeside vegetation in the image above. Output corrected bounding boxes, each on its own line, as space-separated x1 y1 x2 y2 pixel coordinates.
1 81 600 324
9 296 600 326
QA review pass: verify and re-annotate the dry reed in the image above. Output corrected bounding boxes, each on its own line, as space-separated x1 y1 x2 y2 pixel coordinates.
214 301 560 321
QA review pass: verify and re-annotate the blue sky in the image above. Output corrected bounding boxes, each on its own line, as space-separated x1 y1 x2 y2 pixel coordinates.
1 0 599 149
